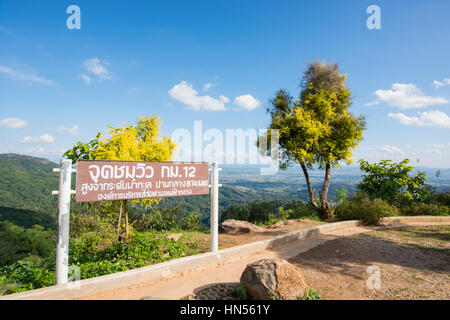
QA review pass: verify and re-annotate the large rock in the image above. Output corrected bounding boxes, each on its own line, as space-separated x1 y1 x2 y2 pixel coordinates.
240 259 308 300
220 219 265 234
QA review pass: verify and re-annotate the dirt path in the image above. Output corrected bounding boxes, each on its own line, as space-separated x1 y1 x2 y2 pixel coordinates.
83 221 449 300
290 224 450 300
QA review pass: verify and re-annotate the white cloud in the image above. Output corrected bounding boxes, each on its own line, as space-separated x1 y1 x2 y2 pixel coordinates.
0 65 54 85
80 74 92 85
433 80 444 89
379 145 405 155
233 94 260 111
80 57 113 84
168 81 228 111
364 101 379 106
374 83 447 109
203 83 214 91
388 110 450 128
59 125 79 136
433 78 450 89
0 118 27 128
20 134 55 143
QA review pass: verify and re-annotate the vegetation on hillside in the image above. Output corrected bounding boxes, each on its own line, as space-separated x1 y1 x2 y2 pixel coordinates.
0 154 59 215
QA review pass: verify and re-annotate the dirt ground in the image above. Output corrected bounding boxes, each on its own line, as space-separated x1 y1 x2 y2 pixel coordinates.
183 219 326 252
289 225 450 300
83 221 449 300
218 219 325 248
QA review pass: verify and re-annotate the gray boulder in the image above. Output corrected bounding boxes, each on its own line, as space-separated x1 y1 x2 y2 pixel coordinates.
240 259 308 300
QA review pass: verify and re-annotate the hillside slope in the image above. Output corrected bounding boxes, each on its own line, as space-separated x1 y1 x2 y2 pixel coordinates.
0 153 59 215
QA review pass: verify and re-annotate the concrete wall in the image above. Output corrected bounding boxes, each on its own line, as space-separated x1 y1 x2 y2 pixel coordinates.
2 216 448 300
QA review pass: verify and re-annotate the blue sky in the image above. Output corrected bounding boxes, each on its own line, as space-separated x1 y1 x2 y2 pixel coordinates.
0 0 449 167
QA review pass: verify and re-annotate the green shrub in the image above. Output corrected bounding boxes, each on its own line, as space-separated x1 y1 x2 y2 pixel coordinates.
234 284 250 300
357 159 431 205
70 213 116 239
182 213 201 231
0 256 55 294
69 231 199 279
0 221 55 266
220 205 250 222
433 192 450 206
222 200 319 225
401 202 449 216
282 201 319 220
248 202 275 223
134 208 180 232
335 192 399 225
298 288 322 300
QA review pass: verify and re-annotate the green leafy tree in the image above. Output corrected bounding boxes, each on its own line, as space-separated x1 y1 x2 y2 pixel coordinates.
357 159 431 205
64 115 177 239
258 61 366 219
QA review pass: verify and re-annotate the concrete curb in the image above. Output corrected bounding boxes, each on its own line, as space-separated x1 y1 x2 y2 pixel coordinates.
2 216 449 300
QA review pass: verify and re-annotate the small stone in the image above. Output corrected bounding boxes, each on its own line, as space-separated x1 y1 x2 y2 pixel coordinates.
166 233 182 241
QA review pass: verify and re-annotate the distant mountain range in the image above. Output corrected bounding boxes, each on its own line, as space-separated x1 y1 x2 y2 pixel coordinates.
0 153 448 229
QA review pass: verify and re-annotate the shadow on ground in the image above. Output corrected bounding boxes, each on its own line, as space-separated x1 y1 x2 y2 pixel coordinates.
289 226 450 279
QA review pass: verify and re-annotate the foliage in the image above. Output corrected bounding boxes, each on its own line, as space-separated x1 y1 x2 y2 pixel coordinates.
134 207 181 232
298 288 322 300
220 200 320 225
70 231 201 279
65 115 176 207
182 212 201 231
335 192 399 225
358 159 431 205
400 202 449 216
433 192 450 206
70 213 118 239
0 206 56 231
63 136 100 161
0 154 59 216
0 256 55 295
336 188 348 205
258 60 366 219
0 221 55 266
220 205 250 222
63 115 177 238
234 284 250 300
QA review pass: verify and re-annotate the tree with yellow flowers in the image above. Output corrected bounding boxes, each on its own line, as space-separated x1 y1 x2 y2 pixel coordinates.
64 115 176 240
258 61 366 220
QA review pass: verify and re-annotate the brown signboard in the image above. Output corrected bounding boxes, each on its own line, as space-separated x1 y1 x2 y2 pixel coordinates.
75 160 210 202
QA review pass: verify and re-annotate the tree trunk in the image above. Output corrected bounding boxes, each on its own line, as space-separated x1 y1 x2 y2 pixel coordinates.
300 162 318 209
117 201 123 241
318 163 332 220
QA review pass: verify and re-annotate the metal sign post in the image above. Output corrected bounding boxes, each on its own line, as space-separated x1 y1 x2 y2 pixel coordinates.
52 159 76 285
210 162 221 253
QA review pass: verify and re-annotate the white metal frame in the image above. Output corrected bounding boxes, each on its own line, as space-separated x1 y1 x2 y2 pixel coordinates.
52 160 220 285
